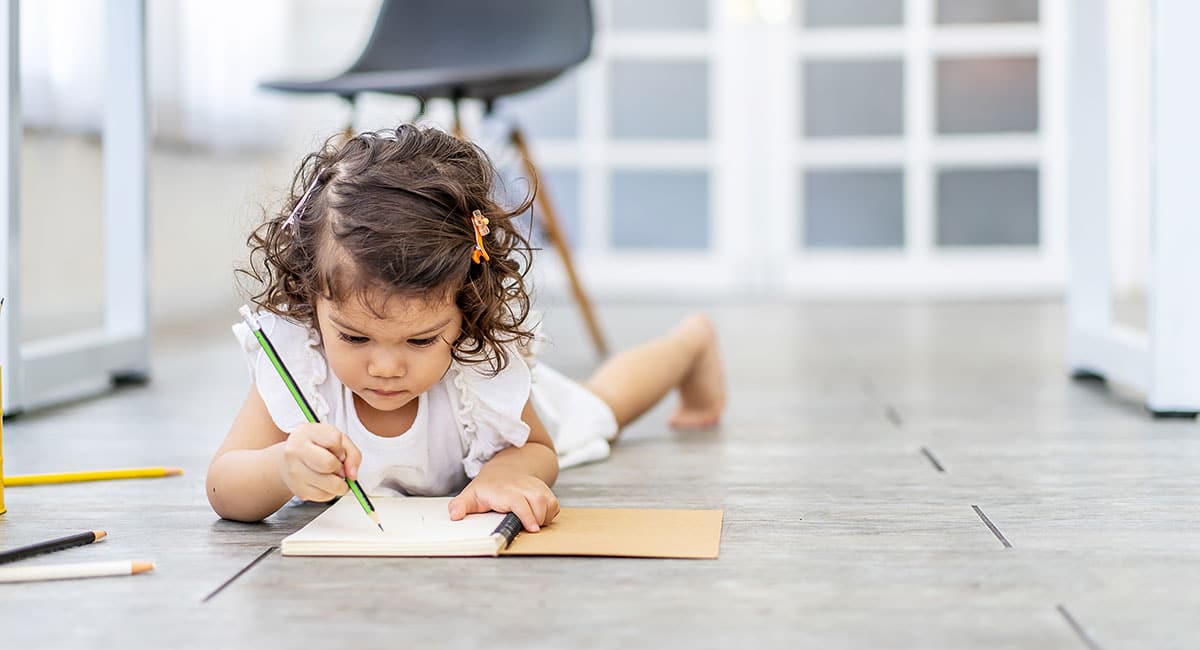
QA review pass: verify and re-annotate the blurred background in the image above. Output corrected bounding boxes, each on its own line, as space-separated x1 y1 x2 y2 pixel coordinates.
13 0 1150 335
7 5 1200 646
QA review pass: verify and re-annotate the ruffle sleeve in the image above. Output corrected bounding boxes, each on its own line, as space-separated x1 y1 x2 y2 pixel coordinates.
231 311 332 434
447 347 533 478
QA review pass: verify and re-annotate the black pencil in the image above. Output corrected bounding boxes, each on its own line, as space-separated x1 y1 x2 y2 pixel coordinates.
0 530 106 565
490 513 523 551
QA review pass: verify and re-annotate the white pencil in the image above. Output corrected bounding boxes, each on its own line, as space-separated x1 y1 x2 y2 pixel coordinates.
0 560 155 584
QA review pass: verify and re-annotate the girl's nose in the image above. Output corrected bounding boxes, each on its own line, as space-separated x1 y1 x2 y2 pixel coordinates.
368 350 406 378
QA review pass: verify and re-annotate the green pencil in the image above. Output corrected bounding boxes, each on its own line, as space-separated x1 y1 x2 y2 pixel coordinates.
239 306 383 531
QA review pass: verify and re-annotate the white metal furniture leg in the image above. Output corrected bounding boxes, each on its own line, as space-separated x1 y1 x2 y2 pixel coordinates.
1065 0 1112 383
1066 0 1200 417
2 0 149 415
0 0 21 413
1144 0 1200 415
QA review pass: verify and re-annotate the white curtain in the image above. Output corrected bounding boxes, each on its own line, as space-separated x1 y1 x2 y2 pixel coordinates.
21 0 106 134
152 0 291 149
20 0 375 151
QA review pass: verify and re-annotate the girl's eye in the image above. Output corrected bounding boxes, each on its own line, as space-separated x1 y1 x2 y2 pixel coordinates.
338 332 369 345
409 337 438 348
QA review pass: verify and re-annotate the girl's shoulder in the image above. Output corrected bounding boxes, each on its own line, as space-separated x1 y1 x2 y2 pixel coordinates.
447 345 532 407
232 311 324 366
447 311 545 407
232 311 336 428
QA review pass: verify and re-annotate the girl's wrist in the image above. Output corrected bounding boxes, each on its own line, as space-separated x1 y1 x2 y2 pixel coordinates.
262 441 292 492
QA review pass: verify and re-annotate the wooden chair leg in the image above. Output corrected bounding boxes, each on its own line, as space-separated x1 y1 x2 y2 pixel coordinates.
342 96 357 143
509 125 609 358
452 99 465 139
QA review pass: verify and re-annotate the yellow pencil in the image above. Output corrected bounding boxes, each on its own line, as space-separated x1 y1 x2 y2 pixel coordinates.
3 467 183 486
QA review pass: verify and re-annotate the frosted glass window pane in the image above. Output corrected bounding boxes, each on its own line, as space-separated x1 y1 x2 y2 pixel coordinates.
936 0 1038 23
532 169 582 249
804 60 904 137
804 169 904 248
610 60 709 140
937 57 1038 134
610 171 709 250
502 168 581 249
937 168 1038 246
496 71 579 139
802 0 904 27
611 0 708 30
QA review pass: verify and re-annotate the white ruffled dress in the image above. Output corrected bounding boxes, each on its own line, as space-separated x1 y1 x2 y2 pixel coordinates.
233 313 618 497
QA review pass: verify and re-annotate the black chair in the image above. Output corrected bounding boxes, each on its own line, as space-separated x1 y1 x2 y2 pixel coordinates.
262 0 607 356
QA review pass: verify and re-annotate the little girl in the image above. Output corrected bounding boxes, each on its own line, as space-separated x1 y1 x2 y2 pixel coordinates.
207 125 724 532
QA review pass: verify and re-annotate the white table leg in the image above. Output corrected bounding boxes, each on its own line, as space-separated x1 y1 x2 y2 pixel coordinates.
1146 0 1200 414
3 0 149 413
0 0 20 412
1065 0 1112 380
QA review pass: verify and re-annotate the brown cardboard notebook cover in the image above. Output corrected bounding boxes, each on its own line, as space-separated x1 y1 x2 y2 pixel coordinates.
280 497 722 559
503 507 722 559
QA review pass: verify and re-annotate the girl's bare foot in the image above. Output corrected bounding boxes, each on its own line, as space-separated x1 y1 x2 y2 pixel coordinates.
669 315 726 429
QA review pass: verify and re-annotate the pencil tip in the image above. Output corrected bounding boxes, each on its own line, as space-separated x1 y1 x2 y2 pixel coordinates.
377 523 385 532
94 530 107 541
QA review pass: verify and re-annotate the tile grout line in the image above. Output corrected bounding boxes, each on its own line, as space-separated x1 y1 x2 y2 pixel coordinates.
971 505 1012 548
884 405 903 428
920 446 945 472
1057 604 1103 649
201 546 278 603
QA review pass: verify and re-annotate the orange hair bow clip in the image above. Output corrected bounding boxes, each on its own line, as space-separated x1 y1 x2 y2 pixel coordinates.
471 209 491 264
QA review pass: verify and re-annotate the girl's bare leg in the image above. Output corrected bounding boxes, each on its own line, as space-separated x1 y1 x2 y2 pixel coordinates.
584 314 725 435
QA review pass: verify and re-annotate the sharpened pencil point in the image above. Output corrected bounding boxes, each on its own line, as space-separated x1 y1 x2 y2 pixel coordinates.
377 523 385 532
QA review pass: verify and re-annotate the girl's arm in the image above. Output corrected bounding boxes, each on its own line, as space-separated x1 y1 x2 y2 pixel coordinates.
206 386 362 522
206 387 293 521
447 398 561 531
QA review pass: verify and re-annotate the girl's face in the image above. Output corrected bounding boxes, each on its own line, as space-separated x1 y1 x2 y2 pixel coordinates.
315 290 463 414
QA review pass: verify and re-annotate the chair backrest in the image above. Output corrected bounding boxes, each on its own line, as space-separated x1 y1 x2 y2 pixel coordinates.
347 0 594 75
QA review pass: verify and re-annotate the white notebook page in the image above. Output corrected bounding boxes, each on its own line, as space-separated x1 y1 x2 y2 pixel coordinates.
282 496 507 556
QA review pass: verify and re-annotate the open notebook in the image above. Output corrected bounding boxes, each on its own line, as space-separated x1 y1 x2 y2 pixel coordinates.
281 496 723 559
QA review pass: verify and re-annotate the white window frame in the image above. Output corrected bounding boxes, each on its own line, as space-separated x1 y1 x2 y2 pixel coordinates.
767 0 1066 297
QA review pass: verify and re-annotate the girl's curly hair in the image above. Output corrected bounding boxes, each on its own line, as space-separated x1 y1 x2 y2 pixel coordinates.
239 124 536 375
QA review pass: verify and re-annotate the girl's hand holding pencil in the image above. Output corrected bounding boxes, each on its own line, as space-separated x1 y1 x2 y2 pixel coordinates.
279 423 363 503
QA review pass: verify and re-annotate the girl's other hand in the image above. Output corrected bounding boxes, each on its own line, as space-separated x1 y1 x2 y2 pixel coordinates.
448 472 560 532
279 422 363 502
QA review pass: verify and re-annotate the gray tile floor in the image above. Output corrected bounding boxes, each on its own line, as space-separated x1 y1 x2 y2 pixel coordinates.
1 299 1197 649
